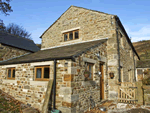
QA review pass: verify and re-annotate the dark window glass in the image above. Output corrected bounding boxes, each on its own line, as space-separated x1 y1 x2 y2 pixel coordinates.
36 68 42 78
64 34 68 41
12 69 15 78
8 69 11 78
44 67 49 78
75 31 79 39
89 65 92 79
69 32 73 40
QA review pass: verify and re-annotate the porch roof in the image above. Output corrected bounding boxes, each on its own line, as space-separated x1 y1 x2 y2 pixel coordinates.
0 39 107 65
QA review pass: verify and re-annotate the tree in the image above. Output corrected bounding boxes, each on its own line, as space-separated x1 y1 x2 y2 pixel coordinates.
0 0 13 15
0 19 5 31
2 23 32 39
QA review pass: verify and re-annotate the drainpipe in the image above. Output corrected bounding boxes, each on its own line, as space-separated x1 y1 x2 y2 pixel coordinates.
116 17 121 83
53 59 57 109
51 59 61 113
133 53 136 82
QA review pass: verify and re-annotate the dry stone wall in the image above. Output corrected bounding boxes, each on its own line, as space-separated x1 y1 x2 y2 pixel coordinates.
0 43 30 61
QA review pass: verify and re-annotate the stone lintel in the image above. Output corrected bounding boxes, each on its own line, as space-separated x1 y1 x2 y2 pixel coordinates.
99 56 106 62
83 57 96 64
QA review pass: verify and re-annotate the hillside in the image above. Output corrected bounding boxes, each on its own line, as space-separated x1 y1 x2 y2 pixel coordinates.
133 40 150 68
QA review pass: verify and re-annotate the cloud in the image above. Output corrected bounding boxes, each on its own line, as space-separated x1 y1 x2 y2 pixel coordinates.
124 25 150 42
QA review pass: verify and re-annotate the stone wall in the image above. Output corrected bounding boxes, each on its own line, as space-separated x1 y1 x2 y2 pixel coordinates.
0 61 68 111
63 42 107 113
0 43 30 61
41 6 138 100
41 6 115 49
0 41 108 113
143 85 150 105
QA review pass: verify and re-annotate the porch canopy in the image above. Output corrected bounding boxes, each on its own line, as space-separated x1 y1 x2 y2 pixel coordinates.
0 39 107 65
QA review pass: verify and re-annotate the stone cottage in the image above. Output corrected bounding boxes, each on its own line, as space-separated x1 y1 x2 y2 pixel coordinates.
0 31 40 61
0 6 140 113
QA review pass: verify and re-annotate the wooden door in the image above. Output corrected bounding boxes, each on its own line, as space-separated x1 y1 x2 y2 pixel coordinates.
100 62 104 100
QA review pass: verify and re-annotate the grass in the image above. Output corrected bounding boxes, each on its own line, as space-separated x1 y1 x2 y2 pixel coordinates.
0 90 23 113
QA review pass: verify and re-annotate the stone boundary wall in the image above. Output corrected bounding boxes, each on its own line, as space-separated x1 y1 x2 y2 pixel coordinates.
143 85 150 105
0 43 30 61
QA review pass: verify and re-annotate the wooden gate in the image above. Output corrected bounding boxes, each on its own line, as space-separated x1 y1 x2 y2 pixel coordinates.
118 82 137 104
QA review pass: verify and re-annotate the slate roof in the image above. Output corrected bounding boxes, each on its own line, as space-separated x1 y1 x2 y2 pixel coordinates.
0 39 107 65
136 60 150 68
0 32 40 52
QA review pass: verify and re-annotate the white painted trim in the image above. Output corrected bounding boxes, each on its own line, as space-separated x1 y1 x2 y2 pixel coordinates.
31 61 53 66
61 27 80 33
41 37 108 51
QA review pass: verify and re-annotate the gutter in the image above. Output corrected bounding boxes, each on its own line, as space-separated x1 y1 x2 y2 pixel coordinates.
0 56 74 66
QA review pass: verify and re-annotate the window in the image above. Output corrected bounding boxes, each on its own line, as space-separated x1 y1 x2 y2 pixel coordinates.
7 68 15 79
86 63 94 80
35 66 50 81
63 30 79 41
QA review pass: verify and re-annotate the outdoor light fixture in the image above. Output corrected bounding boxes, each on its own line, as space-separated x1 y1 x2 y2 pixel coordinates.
109 72 114 79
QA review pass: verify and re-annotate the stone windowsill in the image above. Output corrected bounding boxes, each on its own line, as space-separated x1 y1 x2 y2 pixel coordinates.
3 79 17 84
30 81 49 86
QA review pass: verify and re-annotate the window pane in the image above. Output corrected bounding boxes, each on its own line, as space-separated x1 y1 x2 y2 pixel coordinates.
75 31 79 39
64 34 68 41
36 68 42 78
8 69 11 78
69 32 73 40
89 65 92 78
44 67 49 78
12 69 15 78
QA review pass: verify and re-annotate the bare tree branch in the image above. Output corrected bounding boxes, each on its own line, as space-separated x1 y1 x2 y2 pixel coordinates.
0 0 13 16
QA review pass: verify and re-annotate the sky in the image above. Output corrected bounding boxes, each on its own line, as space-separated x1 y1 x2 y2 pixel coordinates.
1 0 150 44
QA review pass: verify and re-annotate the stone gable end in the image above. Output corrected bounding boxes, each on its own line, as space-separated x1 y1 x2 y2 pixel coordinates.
41 6 115 49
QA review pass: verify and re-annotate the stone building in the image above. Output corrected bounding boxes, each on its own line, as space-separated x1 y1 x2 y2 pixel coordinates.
136 60 150 81
0 6 140 113
0 31 40 61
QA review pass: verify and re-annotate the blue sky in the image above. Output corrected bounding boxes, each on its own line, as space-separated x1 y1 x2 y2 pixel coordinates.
1 0 150 44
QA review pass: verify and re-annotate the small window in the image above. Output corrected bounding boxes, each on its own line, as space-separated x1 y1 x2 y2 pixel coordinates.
7 68 15 80
86 63 94 80
35 66 50 81
63 30 79 41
